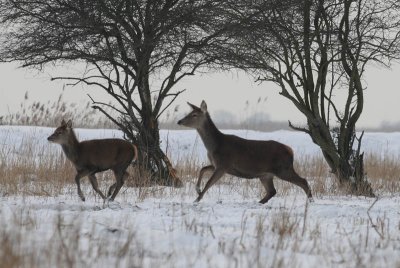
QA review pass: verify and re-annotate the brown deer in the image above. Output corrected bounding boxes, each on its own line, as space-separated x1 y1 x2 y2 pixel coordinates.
48 119 138 202
177 101 313 204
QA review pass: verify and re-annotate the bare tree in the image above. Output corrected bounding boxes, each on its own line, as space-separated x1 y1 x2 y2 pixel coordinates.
215 0 400 195
0 0 229 185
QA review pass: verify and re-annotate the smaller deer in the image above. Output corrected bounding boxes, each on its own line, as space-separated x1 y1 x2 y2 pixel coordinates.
177 101 313 204
48 119 138 201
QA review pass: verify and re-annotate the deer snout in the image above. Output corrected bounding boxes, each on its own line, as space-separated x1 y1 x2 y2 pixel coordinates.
177 119 183 125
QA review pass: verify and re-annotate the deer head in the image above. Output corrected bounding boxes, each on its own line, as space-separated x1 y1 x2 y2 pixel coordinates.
177 100 209 129
47 119 74 145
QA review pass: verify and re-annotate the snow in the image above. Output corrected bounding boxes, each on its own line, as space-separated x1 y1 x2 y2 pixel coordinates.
0 125 400 267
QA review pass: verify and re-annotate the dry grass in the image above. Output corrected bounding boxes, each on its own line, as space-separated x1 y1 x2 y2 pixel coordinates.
1 128 399 202
0 91 115 128
1 95 398 198
0 211 145 268
364 153 400 194
0 139 74 197
0 232 22 268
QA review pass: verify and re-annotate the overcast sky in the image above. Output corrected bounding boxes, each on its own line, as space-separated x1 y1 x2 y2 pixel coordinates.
0 61 399 128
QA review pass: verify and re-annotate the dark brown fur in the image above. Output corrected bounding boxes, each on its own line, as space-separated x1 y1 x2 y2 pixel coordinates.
177 101 313 204
48 119 138 201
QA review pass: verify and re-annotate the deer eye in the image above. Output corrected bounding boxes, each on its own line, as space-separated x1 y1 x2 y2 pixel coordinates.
192 114 197 117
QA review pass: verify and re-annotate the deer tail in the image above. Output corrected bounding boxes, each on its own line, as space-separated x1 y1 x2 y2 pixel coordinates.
131 143 138 162
285 145 294 158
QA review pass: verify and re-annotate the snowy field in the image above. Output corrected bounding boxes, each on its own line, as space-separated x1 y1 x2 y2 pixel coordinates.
0 126 400 267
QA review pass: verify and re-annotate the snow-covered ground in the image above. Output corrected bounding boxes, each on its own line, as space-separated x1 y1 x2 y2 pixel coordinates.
0 126 400 267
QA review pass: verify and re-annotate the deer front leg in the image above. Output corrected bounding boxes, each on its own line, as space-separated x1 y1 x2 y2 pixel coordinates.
195 169 225 203
74 172 87 202
196 165 214 195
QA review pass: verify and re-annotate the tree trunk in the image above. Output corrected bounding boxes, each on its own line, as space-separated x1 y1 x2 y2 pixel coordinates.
134 114 182 187
307 122 374 197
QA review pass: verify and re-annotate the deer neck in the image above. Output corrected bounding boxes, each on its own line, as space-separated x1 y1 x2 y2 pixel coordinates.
197 114 222 152
61 131 80 163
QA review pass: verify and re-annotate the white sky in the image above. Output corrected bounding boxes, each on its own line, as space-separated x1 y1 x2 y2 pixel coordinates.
0 62 399 128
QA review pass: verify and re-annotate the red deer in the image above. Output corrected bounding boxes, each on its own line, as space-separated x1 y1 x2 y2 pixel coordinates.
177 101 313 204
47 119 138 202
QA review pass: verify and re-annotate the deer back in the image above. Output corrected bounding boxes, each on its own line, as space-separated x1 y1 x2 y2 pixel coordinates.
77 139 136 171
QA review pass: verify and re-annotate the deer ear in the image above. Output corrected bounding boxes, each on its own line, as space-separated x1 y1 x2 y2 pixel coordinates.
61 119 66 126
66 120 72 128
187 102 199 110
200 100 207 113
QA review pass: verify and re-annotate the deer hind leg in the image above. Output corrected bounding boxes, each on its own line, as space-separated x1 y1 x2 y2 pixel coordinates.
107 170 119 197
196 165 215 195
195 168 225 203
276 167 313 201
88 174 106 200
108 170 129 201
107 183 116 198
259 173 277 204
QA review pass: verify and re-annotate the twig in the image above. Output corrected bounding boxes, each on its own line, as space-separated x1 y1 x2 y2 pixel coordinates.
288 120 310 134
367 197 384 239
56 214 74 267
302 198 309 237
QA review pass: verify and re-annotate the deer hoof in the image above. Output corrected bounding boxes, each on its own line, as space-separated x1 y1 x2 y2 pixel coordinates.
195 186 201 195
